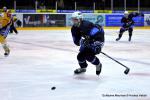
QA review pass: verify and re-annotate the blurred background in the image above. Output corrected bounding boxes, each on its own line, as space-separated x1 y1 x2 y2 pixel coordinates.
0 0 150 28
0 0 150 13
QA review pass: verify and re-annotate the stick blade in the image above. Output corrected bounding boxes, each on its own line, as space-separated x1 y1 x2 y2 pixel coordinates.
124 68 130 75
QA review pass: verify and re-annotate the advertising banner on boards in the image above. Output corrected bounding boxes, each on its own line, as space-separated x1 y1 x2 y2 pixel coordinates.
66 14 105 26
105 14 144 26
23 14 66 27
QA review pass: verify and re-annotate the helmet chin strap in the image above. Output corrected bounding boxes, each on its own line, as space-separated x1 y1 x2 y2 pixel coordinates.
74 22 80 27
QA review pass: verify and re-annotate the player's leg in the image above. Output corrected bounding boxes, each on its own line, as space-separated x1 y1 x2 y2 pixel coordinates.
2 42 10 56
13 27 18 34
9 25 13 33
74 51 87 74
128 27 133 41
85 50 102 75
11 23 18 34
116 27 126 41
0 35 10 56
0 27 11 56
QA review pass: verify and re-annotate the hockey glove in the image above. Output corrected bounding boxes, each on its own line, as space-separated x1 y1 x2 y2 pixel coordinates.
80 38 90 47
92 41 104 54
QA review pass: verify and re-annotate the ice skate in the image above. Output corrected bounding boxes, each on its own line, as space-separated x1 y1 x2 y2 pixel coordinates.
74 68 86 74
4 48 10 57
128 37 131 41
116 37 121 41
96 63 102 75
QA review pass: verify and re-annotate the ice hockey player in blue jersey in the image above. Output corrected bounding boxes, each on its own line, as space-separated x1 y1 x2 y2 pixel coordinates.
71 11 105 75
116 11 144 41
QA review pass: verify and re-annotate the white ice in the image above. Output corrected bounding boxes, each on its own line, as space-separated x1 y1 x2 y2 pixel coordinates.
0 29 150 100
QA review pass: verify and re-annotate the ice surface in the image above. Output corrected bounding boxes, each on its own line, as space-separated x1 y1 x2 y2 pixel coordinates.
0 29 150 100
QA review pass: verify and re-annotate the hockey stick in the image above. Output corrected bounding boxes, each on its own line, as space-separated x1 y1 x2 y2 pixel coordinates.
101 52 130 75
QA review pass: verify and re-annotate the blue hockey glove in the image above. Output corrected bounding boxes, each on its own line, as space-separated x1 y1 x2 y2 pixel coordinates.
80 38 90 47
91 41 104 54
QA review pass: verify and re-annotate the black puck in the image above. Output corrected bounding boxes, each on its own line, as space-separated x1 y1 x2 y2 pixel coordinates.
51 86 56 90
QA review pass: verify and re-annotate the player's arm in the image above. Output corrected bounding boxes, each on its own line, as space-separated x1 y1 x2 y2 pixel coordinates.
121 17 133 28
89 26 105 54
128 12 144 19
121 17 125 23
121 17 128 27
71 26 81 46
91 24 105 42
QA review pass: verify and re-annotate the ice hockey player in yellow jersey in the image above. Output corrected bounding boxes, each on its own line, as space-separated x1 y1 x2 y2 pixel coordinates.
0 7 12 56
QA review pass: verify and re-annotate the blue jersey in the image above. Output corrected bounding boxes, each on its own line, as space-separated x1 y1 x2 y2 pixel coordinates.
121 12 143 28
71 20 104 46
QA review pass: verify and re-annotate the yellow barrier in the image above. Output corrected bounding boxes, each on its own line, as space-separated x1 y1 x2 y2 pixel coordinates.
0 9 144 13
0 9 15 13
36 9 56 13
94 10 112 13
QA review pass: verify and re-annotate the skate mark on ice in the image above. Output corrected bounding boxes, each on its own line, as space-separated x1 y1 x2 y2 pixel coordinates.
10 40 77 53
73 74 100 81
115 58 150 66
129 72 150 77
10 40 150 66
